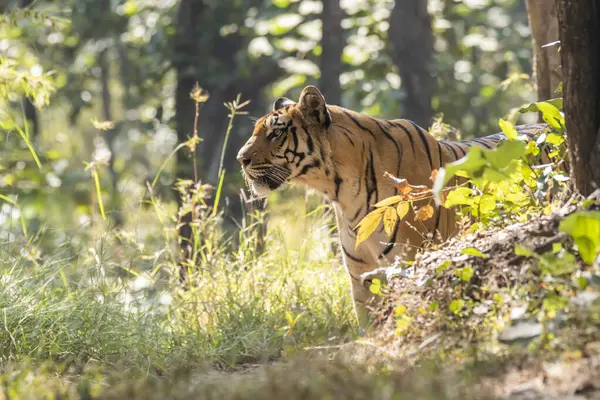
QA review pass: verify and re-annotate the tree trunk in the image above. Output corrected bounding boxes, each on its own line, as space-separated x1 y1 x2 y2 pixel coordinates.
525 0 561 105
388 0 434 128
23 98 39 139
319 0 344 106
556 0 600 196
98 46 123 227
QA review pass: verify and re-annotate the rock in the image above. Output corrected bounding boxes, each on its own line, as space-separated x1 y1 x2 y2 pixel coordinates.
498 321 543 345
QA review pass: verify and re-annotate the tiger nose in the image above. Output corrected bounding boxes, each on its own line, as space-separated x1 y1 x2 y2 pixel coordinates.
236 151 251 167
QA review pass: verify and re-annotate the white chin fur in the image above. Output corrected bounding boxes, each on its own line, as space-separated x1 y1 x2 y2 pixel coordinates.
251 181 272 197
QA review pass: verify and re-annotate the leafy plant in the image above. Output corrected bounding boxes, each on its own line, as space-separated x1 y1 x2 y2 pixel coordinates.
559 211 600 264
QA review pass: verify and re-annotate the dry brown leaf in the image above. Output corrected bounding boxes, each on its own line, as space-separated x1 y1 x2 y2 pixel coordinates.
415 204 435 221
406 190 433 200
430 169 438 182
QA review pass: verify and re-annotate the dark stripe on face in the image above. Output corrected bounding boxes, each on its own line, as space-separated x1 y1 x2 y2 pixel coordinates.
408 121 434 170
388 121 416 154
440 141 459 161
343 111 377 140
291 126 299 151
342 243 366 264
296 159 321 177
334 174 343 200
305 128 314 154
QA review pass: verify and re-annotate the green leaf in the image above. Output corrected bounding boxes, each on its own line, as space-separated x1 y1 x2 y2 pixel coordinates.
369 278 382 295
546 133 565 146
444 187 473 208
478 194 496 215
537 102 565 129
542 293 568 318
498 118 518 140
394 304 407 317
272 0 291 7
539 251 577 276
429 301 439 312
435 260 452 276
455 266 474 282
484 140 526 170
449 299 465 315
433 139 526 203
433 146 486 192
461 247 489 258
559 211 600 264
518 98 563 114
514 244 534 257
525 141 540 156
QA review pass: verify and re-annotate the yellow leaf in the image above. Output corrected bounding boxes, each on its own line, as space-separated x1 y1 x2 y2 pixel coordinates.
383 207 398 236
355 207 385 229
374 195 404 208
499 118 518 140
355 210 384 249
415 204 434 221
396 202 409 219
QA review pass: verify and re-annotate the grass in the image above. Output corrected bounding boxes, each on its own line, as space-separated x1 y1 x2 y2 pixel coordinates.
0 190 356 379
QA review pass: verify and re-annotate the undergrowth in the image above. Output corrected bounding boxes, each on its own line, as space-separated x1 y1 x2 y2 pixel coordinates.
0 181 354 374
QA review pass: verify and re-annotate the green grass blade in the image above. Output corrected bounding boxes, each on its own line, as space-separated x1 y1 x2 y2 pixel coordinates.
15 125 42 169
152 142 189 188
0 193 28 238
212 169 225 216
92 167 106 220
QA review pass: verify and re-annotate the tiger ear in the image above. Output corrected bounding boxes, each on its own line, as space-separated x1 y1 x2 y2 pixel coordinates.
298 86 331 128
273 97 295 111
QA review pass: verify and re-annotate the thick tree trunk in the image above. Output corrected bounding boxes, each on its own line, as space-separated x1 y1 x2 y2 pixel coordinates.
525 0 561 105
319 0 344 106
388 0 434 128
556 0 600 196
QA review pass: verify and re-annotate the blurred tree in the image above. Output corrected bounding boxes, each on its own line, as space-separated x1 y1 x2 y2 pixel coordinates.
388 0 434 127
319 0 344 106
556 0 600 196
525 0 561 104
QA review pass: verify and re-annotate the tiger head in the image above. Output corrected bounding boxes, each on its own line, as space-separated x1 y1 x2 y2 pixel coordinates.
237 86 333 198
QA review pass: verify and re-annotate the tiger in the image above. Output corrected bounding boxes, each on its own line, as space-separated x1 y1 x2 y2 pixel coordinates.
237 85 550 325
